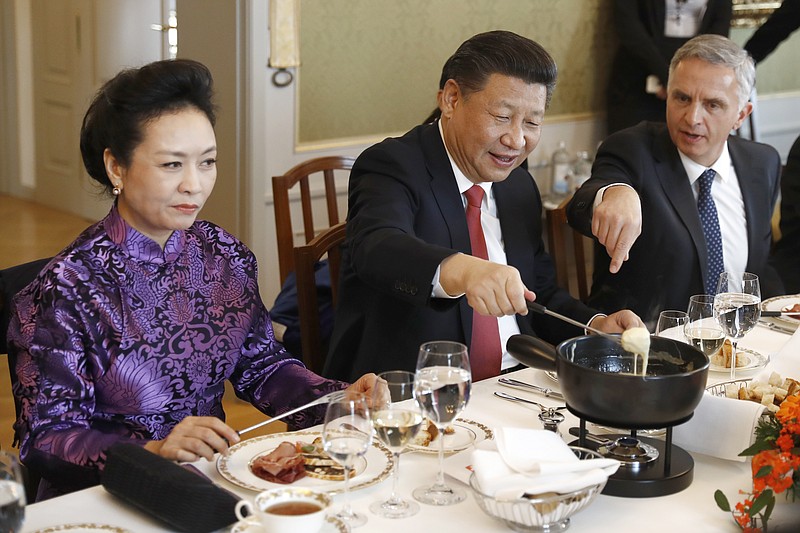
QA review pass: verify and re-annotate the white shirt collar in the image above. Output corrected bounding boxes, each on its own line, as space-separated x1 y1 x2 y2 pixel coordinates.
679 141 733 185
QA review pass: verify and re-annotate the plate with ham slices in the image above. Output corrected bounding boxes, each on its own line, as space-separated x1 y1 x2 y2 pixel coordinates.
761 294 800 331
217 430 394 494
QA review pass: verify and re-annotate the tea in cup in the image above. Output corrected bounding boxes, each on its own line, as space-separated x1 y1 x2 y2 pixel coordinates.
234 487 330 533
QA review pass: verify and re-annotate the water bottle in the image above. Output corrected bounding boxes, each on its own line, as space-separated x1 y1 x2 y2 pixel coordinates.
550 141 571 197
571 151 592 192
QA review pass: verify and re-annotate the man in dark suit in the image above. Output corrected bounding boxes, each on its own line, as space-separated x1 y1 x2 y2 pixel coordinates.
324 31 642 382
568 34 783 327
772 134 800 293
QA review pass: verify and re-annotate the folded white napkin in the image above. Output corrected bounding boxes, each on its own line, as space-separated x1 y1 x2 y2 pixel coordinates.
763 325 800 378
471 428 619 499
673 391 765 461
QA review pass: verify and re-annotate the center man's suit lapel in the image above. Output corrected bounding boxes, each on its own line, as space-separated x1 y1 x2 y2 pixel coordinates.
420 124 474 345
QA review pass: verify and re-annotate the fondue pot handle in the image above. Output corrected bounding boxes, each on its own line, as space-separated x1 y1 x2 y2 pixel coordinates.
506 334 558 372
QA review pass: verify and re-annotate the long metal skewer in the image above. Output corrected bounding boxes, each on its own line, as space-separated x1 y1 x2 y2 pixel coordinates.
526 301 619 342
237 391 339 436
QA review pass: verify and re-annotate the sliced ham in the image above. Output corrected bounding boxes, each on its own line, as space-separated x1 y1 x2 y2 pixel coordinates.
250 441 306 484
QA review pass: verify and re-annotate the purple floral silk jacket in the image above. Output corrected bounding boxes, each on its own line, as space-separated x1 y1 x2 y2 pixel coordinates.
9 206 345 499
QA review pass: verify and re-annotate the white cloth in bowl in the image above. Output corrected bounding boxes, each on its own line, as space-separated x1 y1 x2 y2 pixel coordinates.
673 391 765 461
470 428 619 499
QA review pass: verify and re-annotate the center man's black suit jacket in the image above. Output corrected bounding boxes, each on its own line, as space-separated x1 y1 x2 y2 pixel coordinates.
567 122 783 327
324 123 597 382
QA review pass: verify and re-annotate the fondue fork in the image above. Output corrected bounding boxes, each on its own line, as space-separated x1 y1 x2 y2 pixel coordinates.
526 301 619 342
237 391 339 436
498 377 564 400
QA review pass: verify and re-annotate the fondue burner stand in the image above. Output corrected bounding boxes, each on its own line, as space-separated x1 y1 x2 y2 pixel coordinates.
570 413 694 498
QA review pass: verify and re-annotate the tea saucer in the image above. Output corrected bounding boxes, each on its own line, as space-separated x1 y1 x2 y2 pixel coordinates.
230 515 349 533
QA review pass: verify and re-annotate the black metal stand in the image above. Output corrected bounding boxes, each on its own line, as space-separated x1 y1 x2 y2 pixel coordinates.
572 419 694 498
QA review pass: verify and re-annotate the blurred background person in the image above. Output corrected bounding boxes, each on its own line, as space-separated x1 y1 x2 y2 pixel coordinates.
772 134 800 293
744 0 800 64
607 0 732 135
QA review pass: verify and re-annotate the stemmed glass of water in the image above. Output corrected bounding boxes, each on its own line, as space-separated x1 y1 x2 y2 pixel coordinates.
685 294 726 357
369 371 424 518
0 452 25 533
412 341 471 506
714 272 761 379
322 391 373 528
655 310 689 341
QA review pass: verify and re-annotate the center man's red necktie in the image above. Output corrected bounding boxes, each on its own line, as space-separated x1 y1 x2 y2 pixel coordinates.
464 185 502 381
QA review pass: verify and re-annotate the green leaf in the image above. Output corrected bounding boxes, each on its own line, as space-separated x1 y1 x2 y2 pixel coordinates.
764 494 775 521
754 465 774 479
749 490 774 516
740 441 774 456
714 489 731 512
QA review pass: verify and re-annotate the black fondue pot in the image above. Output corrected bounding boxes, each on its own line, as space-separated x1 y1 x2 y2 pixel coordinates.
506 334 709 429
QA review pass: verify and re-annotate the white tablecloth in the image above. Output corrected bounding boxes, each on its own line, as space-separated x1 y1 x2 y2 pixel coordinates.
21 323 800 532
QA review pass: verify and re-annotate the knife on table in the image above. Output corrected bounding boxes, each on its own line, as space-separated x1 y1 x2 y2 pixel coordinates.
498 377 565 400
761 310 800 318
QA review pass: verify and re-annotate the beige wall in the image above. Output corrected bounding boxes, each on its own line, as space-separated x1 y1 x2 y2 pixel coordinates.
298 0 616 144
297 0 800 145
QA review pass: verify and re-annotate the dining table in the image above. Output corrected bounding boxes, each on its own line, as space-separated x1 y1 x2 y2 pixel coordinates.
20 322 800 533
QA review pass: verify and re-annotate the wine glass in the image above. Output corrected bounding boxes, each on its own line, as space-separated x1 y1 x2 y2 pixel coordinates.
685 294 726 357
322 391 373 528
0 452 25 533
412 341 471 506
369 371 424 518
655 310 689 341
714 272 761 379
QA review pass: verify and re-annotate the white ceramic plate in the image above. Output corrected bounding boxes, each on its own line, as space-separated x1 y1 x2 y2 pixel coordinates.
30 526 131 533
761 294 800 331
217 430 393 494
406 418 493 454
708 346 769 374
230 515 349 533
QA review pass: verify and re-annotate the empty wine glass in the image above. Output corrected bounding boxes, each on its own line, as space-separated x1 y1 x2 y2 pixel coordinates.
655 310 689 341
412 341 471 506
685 294 725 357
0 452 25 533
714 272 761 379
322 391 373 528
369 371 424 518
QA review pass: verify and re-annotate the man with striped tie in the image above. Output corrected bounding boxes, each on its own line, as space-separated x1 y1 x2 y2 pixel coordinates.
568 34 783 328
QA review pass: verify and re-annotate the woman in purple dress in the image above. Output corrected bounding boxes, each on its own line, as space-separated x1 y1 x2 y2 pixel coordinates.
8 59 378 500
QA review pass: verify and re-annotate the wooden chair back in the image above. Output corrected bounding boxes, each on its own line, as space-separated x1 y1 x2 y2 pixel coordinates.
545 196 592 302
272 156 355 284
293 222 347 374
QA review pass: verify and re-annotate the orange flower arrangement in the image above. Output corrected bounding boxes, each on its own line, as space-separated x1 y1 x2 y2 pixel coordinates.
715 395 800 531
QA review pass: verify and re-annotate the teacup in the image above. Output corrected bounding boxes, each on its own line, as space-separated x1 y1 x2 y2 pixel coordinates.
234 487 330 533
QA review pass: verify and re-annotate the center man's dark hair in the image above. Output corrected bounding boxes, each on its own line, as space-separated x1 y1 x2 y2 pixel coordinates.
439 30 558 107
